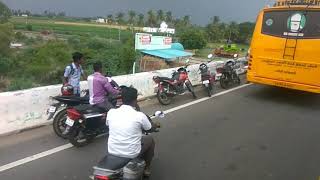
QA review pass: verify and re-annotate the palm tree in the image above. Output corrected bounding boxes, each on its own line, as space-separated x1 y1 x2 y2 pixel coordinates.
157 9 165 23
137 13 145 27
107 14 114 24
128 10 136 25
116 12 125 25
211 16 220 25
165 11 173 24
182 15 191 26
227 21 239 42
147 10 156 27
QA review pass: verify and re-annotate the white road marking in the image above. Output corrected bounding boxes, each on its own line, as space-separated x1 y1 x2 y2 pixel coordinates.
0 143 73 172
0 83 251 173
164 83 252 114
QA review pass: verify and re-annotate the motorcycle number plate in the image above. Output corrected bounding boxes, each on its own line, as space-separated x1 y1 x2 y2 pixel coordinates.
65 117 75 127
48 106 56 113
202 80 210 84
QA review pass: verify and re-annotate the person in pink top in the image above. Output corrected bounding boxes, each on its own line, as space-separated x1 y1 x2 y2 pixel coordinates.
87 62 120 111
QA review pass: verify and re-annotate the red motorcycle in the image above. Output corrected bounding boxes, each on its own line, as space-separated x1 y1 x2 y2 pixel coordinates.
199 62 215 97
153 64 196 105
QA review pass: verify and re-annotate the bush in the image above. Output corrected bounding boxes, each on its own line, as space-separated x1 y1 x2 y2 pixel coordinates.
6 77 35 91
24 40 72 83
0 56 11 75
0 23 14 56
26 24 33 31
15 31 27 41
180 29 207 49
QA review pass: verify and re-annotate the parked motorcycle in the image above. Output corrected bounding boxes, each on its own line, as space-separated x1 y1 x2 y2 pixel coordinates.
217 54 241 89
47 89 89 139
199 54 216 97
153 61 196 105
91 111 164 180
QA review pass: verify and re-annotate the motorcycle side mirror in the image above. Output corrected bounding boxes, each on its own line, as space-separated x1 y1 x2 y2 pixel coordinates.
233 54 239 59
154 111 165 118
207 54 213 59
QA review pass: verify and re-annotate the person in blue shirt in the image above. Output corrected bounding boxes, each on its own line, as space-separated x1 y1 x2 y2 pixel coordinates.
63 52 87 96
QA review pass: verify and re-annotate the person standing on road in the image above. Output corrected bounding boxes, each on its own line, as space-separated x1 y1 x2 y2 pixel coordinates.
63 52 86 96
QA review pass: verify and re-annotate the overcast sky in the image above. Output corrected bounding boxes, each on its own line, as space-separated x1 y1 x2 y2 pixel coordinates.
1 0 267 25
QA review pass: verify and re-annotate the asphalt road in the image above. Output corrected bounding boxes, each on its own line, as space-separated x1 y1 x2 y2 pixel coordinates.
1 80 320 180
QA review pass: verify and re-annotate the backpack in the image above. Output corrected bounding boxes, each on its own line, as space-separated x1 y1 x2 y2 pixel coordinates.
68 64 75 76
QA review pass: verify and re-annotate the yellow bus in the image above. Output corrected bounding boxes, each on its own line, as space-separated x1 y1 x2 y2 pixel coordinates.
247 0 320 93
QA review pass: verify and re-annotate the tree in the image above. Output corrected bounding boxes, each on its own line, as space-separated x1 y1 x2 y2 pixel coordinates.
180 29 207 49
137 13 145 26
107 14 114 24
165 11 173 24
206 16 224 42
116 12 125 25
0 2 11 24
0 23 13 56
128 10 136 25
25 10 32 16
226 21 239 42
182 15 191 26
235 22 255 44
119 37 137 74
212 16 220 25
147 10 156 27
157 10 165 23
57 12 66 17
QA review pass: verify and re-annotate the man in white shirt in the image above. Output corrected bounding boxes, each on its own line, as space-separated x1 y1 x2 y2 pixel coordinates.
106 87 155 176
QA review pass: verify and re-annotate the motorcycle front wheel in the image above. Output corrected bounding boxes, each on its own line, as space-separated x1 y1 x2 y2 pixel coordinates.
185 81 197 99
157 91 172 105
68 126 93 147
53 109 68 139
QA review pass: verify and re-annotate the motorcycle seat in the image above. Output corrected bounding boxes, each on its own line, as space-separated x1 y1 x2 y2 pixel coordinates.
74 104 105 114
53 96 89 104
97 154 131 170
158 77 175 82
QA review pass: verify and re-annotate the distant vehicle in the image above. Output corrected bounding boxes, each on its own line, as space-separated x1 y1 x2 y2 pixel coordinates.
214 44 242 58
247 0 320 93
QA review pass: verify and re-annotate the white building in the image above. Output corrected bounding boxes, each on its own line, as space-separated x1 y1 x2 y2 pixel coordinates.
96 18 106 23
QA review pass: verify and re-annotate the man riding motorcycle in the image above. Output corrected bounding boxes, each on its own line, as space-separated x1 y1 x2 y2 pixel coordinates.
87 62 120 111
106 87 158 177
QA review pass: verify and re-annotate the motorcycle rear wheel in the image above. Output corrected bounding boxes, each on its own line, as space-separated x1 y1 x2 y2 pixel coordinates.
157 91 172 105
220 75 229 89
53 109 68 139
68 127 94 147
206 84 213 97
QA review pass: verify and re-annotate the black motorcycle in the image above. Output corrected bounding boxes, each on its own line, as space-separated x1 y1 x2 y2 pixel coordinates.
47 90 89 139
64 95 140 147
218 59 241 89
